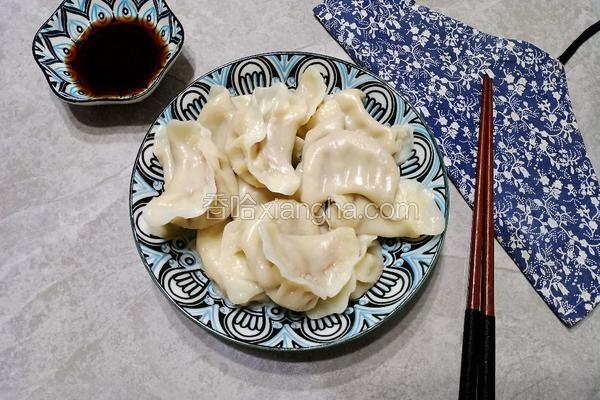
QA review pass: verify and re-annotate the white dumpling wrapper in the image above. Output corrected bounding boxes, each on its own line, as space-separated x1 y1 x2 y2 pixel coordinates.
302 89 414 164
325 178 445 238
298 97 345 139
351 235 384 299
306 275 357 319
307 235 383 319
226 95 266 188
224 200 324 311
232 177 276 219
392 124 414 164
144 120 237 230
333 89 414 163
196 221 266 304
300 129 400 206
196 86 239 152
227 199 351 312
173 147 238 230
331 89 399 155
228 200 321 286
226 67 326 194
259 223 361 299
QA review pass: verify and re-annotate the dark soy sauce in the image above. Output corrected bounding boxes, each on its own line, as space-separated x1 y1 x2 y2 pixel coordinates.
66 20 168 98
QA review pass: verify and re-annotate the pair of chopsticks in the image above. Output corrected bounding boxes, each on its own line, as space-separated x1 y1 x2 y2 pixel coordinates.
458 75 495 400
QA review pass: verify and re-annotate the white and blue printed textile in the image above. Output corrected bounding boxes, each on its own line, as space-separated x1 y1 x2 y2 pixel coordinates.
314 0 600 325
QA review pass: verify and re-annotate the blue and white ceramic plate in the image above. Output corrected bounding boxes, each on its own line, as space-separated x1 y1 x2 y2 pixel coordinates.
129 52 449 351
32 0 184 104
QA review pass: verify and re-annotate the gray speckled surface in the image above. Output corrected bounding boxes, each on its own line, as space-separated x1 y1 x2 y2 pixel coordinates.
1 1 599 399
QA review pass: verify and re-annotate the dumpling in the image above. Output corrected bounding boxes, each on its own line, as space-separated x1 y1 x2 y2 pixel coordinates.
259 223 360 299
330 89 398 155
301 89 414 164
325 178 445 238
226 96 266 188
305 272 357 319
143 120 238 230
351 235 384 299
363 178 445 237
172 146 238 230
196 221 266 304
332 89 414 163
226 67 327 195
172 136 238 230
228 199 321 284
306 235 383 319
225 199 363 313
391 124 414 164
224 200 324 311
293 66 329 117
144 121 216 227
197 86 237 152
232 177 276 220
152 122 175 184
137 218 187 240
298 97 345 139
300 130 400 206
232 94 252 109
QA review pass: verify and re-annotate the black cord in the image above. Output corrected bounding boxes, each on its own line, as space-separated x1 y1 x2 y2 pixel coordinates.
558 20 600 65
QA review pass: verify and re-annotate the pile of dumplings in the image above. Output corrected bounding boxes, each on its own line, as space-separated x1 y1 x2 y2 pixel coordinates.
143 67 445 318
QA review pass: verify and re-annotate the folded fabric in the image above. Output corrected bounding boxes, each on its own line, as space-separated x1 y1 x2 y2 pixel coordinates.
314 0 600 326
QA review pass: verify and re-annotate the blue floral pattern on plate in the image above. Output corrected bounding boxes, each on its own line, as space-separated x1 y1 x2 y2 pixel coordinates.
31 0 184 104
314 0 600 326
129 52 449 350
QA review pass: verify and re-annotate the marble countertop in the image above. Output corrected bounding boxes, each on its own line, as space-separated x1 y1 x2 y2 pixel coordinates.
2 1 599 399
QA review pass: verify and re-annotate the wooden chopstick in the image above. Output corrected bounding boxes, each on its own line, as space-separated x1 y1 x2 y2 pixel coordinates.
478 75 495 400
458 75 494 400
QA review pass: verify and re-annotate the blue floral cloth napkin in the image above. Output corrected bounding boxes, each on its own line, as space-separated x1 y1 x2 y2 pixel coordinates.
314 0 600 325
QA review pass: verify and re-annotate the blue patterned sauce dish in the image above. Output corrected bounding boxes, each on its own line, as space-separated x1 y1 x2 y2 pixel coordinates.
32 0 184 105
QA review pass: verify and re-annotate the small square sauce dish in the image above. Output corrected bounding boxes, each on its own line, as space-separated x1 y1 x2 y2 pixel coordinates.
32 0 184 105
